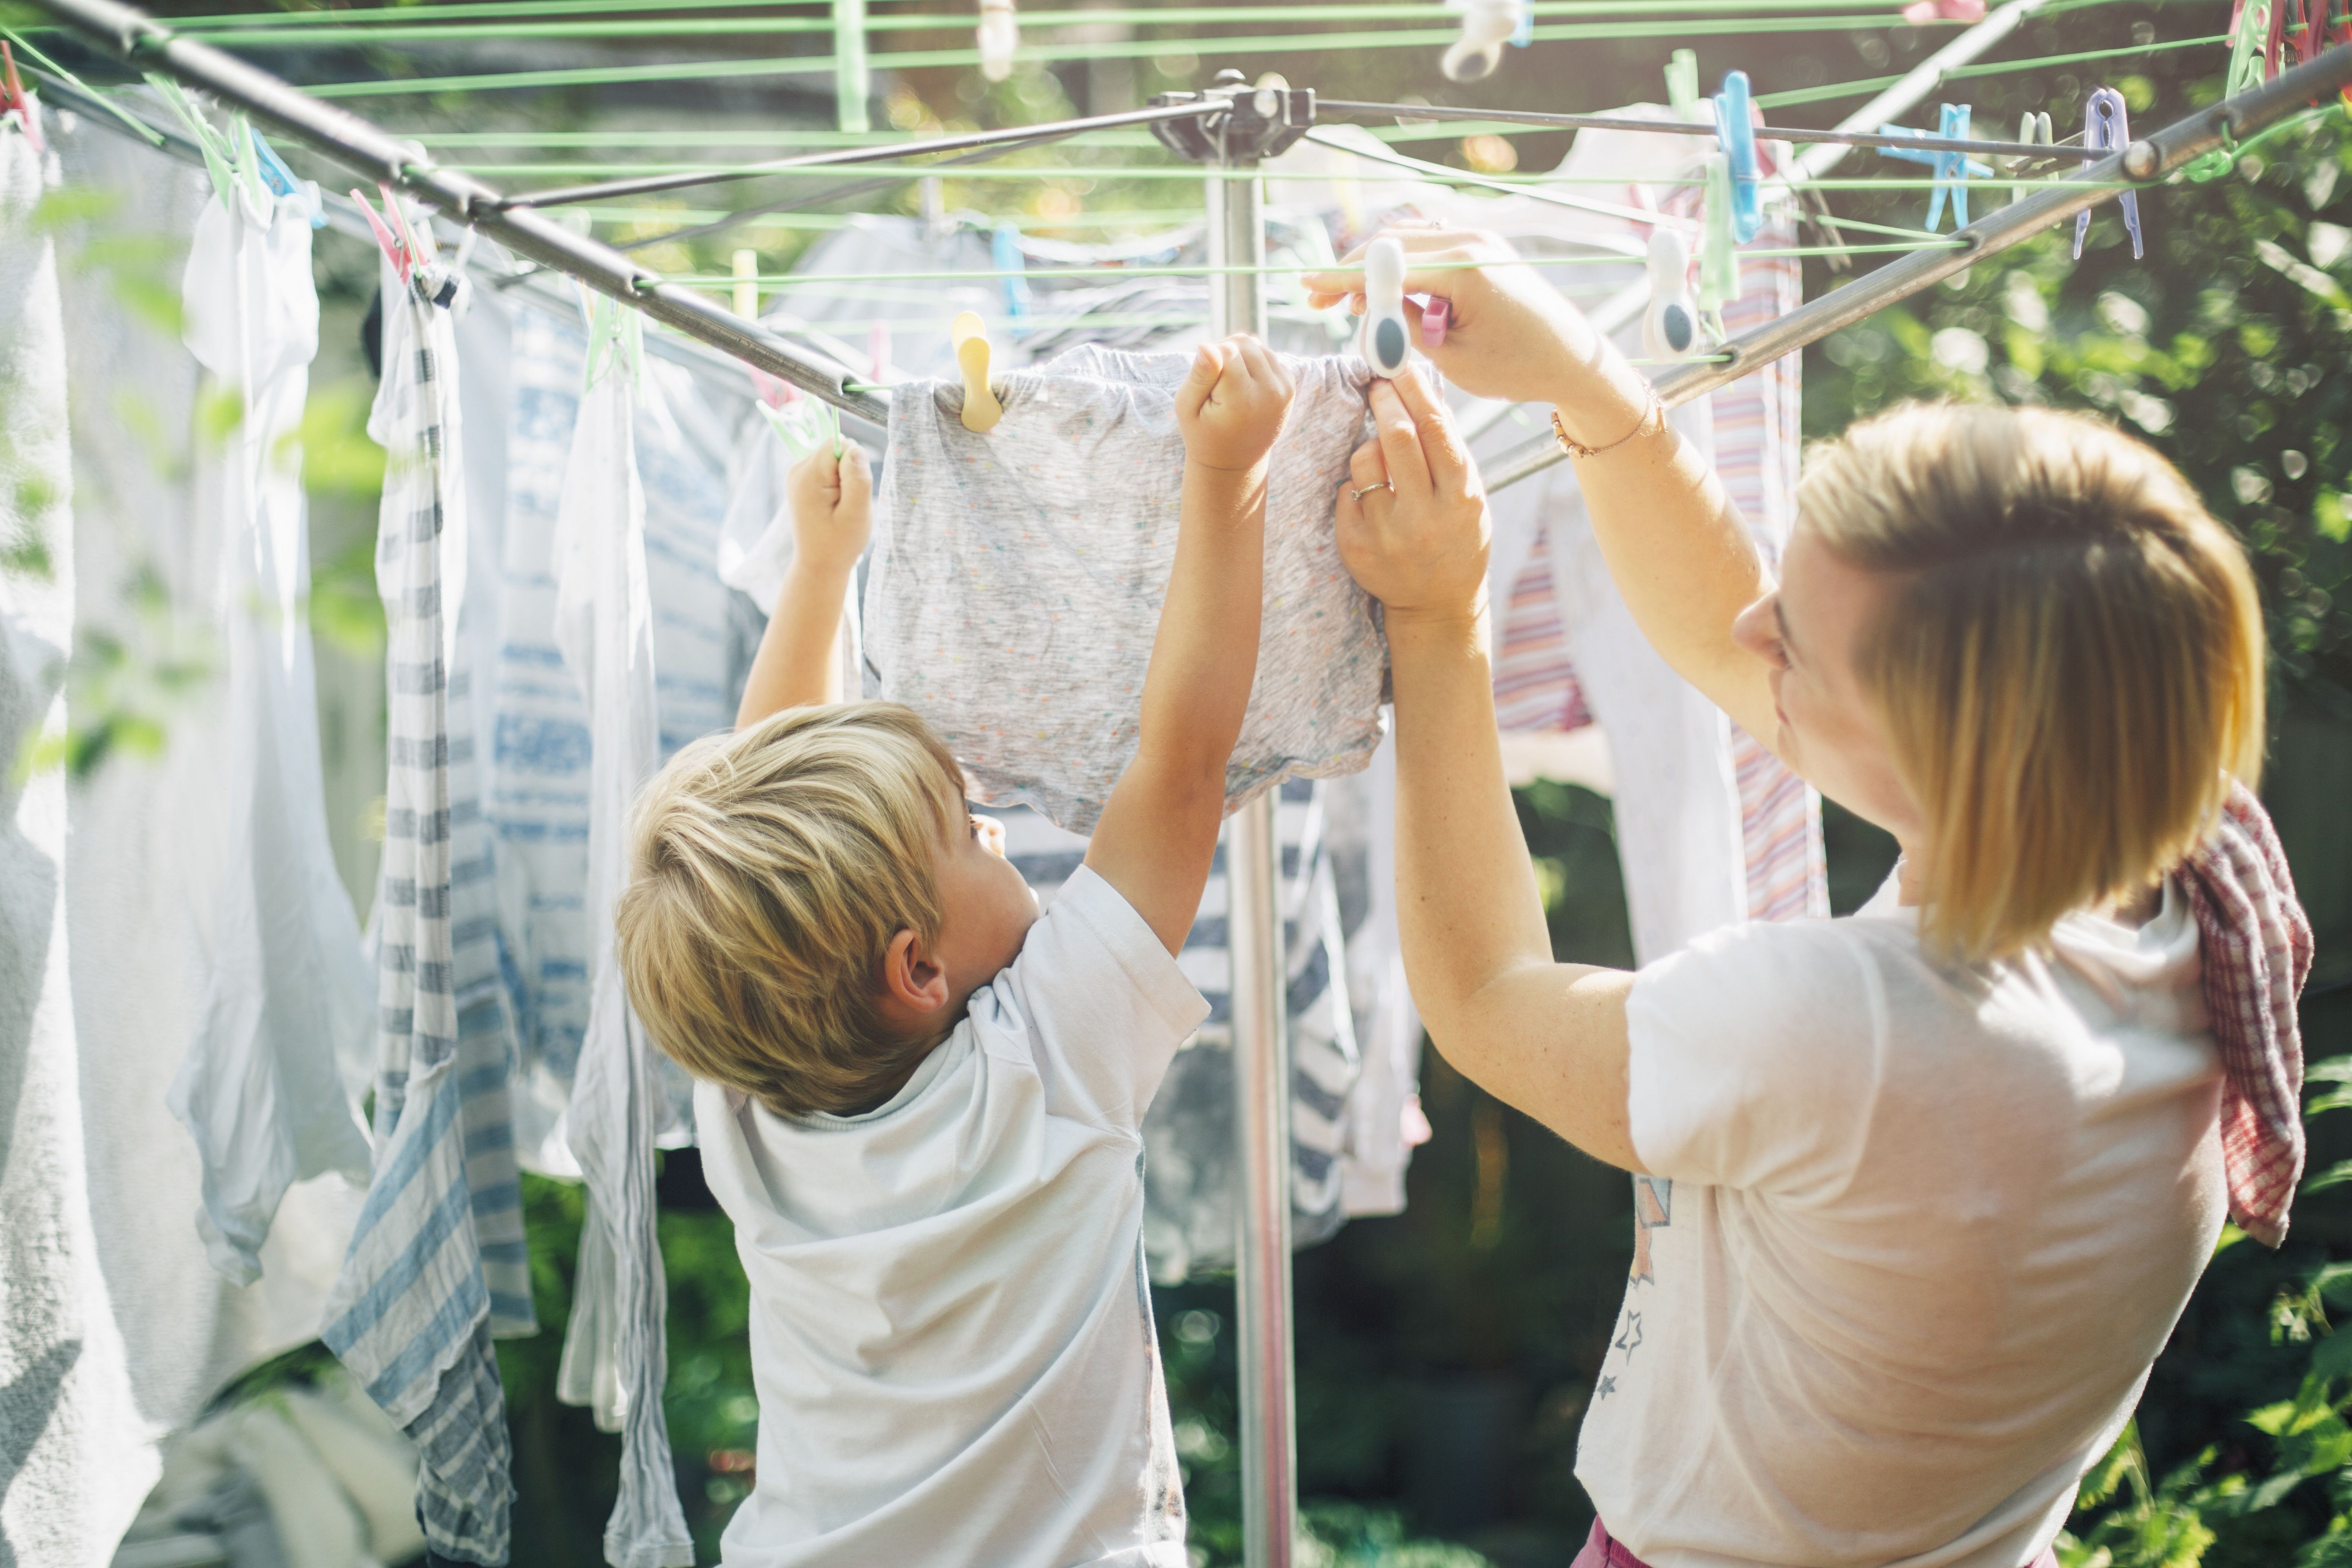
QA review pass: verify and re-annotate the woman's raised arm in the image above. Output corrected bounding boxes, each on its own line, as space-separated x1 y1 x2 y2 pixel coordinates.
1304 228 1781 751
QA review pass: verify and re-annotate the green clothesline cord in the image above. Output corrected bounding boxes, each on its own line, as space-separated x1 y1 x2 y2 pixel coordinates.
586 204 1213 229
302 15 1993 99
1753 32 2228 109
165 0 1960 32
686 243 1960 285
193 0 1952 45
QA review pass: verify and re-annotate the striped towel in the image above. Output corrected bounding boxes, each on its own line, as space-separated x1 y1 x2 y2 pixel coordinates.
322 255 518 1564
988 779 1363 1282
2179 781 2315 1248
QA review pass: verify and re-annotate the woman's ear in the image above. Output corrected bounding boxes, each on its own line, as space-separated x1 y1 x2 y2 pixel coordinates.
876 927 951 1026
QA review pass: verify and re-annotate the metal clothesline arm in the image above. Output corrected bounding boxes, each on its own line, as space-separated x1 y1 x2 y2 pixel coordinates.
1484 38 2352 494
20 0 912 424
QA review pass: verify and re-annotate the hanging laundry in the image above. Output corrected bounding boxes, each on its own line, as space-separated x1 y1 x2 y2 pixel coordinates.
979 782 1362 1281
321 237 518 1566
1326 728 1430 1217
549 301 695 1568
162 110 378 1287
865 342 1384 835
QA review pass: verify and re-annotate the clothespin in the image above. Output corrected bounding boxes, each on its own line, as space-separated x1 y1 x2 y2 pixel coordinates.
1712 71 1762 244
1359 238 1411 378
584 292 644 392
732 248 760 321
759 391 842 464
1664 49 1703 125
2005 111 2053 205
0 41 43 153
1643 229 1698 363
2189 3 2282 180
1900 0 1986 23
976 0 1018 84
1442 0 1524 84
1875 104 1992 231
868 320 893 387
991 222 1031 332
149 75 239 207
229 115 271 222
1696 153 1740 340
350 186 412 285
2075 88 2143 261
951 311 1002 434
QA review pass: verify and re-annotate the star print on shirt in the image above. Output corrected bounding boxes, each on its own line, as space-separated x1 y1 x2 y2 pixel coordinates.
1596 1374 1618 1400
1613 1311 1644 1359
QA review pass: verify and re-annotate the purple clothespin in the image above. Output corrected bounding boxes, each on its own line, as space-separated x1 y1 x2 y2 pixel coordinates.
2075 87 2143 261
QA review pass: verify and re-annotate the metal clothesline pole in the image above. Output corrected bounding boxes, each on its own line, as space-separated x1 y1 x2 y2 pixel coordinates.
1207 133 1300 1568
1486 38 2352 493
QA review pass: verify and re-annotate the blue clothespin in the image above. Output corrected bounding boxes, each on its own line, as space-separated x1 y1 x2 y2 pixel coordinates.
2075 87 2143 260
1510 2 1534 48
1712 71 1762 244
990 220 1031 333
1876 103 1993 231
251 126 325 229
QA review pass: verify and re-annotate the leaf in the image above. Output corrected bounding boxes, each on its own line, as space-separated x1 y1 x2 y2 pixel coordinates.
2305 1160 2352 1197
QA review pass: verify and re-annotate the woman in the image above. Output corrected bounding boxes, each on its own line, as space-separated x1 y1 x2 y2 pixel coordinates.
1302 231 2305 1568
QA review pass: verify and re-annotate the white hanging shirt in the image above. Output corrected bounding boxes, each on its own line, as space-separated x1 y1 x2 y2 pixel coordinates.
1578 874 2225 1567
696 866 1206 1568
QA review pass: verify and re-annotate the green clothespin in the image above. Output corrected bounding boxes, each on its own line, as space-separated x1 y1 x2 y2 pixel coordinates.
758 394 842 465
1697 152 1740 340
1665 49 1702 123
583 294 645 392
2188 0 2275 181
146 74 238 208
230 114 270 218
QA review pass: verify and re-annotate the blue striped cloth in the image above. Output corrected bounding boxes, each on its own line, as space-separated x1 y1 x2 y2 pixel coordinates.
322 260 522 1564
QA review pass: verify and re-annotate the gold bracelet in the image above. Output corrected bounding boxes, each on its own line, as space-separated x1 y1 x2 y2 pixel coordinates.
1552 387 1664 460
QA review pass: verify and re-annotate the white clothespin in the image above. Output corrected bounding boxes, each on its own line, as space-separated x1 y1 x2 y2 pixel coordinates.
952 311 1003 433
1359 238 1410 378
1642 229 1698 362
1441 0 1524 83
977 0 1018 84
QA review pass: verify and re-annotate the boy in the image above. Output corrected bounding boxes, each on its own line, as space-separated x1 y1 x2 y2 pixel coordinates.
614 336 1297 1567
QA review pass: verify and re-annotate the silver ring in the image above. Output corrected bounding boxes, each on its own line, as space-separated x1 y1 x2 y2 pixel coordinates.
1350 480 1393 501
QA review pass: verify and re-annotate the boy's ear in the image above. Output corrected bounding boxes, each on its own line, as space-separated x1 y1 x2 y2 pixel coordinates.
877 927 950 1023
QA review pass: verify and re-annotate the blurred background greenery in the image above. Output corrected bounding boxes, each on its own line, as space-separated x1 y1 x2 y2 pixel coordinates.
13 0 2352 1561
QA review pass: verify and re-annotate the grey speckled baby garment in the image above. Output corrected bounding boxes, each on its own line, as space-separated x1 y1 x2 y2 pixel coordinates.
865 345 1386 833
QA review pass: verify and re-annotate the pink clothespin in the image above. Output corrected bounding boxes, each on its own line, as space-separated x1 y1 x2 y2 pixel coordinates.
1901 0 1985 22
868 320 892 384
350 186 411 284
1419 296 1450 352
1 42 45 154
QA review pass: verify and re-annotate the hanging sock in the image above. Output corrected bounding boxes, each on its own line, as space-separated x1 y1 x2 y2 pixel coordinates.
2075 88 2144 260
1875 103 1992 232
976 0 1017 83
551 297 695 1568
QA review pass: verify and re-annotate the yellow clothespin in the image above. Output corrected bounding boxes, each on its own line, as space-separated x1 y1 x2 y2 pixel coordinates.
952 310 1002 434
732 248 760 320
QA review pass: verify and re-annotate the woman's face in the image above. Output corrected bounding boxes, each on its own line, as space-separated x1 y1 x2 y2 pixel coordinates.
1731 522 1927 849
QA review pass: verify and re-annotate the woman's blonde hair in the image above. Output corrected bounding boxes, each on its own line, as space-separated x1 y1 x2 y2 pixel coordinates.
1801 402 2266 961
614 702 963 1117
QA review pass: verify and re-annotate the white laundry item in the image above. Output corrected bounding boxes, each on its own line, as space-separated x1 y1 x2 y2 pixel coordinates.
984 784 1362 1281
477 302 747 1173
47 109 361 1512
322 253 515 1565
0 110 156 1568
550 307 695 1568
163 140 376 1287
866 344 1384 835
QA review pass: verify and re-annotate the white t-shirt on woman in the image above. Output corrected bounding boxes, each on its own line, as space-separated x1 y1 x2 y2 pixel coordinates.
1577 874 2224 1568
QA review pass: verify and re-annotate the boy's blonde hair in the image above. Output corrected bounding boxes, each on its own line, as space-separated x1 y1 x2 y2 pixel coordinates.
1801 402 2266 962
615 702 964 1117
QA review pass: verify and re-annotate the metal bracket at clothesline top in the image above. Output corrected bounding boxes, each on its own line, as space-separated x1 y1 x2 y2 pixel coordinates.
1151 71 1318 165
1482 38 2352 494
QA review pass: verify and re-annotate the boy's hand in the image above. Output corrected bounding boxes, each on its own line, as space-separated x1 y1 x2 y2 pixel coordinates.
1175 334 1295 474
786 444 872 576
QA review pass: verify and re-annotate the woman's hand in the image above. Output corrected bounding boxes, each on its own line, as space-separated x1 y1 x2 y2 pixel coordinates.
1304 227 1598 407
1335 370 1490 629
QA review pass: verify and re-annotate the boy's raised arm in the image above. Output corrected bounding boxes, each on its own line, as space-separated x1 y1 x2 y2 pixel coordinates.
1086 336 1296 953
735 444 873 729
